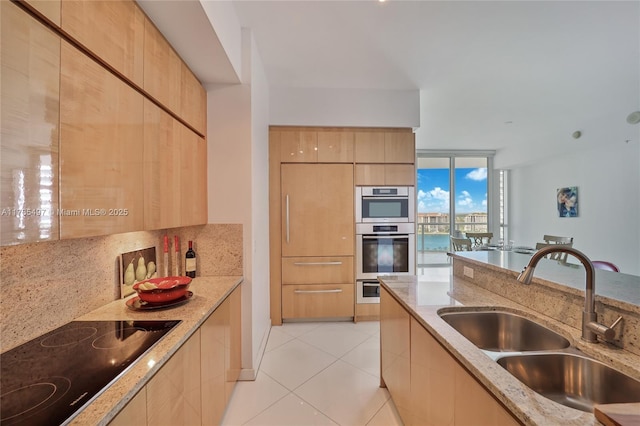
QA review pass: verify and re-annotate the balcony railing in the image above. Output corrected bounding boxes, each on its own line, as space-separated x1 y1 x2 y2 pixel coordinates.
417 222 488 253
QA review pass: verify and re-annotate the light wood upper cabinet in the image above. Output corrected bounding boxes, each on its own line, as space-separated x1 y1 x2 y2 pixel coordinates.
143 17 181 116
355 130 415 164
355 164 415 186
280 164 354 257
1 1 61 246
144 99 208 230
143 99 181 230
275 129 354 163
147 329 202 426
23 0 61 27
355 132 385 163
61 0 144 87
59 40 144 239
385 132 415 163
180 126 208 227
180 62 207 135
317 131 354 163
278 130 318 163
354 130 415 185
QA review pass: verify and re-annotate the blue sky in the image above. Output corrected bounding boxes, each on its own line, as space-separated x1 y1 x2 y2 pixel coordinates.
416 168 488 214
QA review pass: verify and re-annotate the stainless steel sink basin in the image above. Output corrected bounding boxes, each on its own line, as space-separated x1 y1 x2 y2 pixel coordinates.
497 353 640 412
438 310 570 351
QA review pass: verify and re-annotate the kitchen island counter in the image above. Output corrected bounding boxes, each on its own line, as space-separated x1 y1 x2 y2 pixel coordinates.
379 267 640 426
67 275 243 425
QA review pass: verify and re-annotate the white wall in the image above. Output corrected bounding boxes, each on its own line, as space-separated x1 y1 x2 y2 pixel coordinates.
270 87 420 128
247 30 272 379
509 141 640 275
206 28 271 379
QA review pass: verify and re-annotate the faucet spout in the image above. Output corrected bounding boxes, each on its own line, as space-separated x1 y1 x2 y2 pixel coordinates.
516 245 615 343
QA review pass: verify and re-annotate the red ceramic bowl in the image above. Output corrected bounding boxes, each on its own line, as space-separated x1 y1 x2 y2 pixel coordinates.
133 276 192 304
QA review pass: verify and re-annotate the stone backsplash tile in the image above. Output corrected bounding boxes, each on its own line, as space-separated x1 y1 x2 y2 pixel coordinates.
0 224 242 351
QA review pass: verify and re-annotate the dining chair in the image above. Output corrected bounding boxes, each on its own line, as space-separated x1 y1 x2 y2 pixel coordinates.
592 261 620 272
535 241 573 262
451 236 472 251
465 232 493 248
543 235 574 245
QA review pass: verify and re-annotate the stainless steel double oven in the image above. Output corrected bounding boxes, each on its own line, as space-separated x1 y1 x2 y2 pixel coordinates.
355 187 415 304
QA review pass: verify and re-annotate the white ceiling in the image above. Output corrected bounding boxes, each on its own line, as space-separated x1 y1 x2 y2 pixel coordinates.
140 1 640 166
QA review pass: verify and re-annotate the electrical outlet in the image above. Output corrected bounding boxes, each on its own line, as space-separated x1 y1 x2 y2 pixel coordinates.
463 266 474 279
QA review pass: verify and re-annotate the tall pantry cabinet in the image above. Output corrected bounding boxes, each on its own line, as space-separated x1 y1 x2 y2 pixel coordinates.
270 128 355 324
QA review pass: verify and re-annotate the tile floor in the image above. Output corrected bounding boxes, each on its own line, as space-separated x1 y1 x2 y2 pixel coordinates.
221 321 404 426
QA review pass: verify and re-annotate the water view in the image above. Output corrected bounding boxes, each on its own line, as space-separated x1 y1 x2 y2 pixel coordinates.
417 233 450 251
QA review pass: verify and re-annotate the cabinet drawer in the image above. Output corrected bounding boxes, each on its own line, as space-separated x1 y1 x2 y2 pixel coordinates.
282 284 354 319
282 257 353 285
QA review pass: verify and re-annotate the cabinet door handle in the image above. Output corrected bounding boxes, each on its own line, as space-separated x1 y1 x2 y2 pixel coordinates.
293 261 343 266
285 194 290 243
294 289 343 294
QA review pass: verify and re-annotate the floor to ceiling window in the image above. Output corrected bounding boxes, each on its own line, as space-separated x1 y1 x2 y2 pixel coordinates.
416 151 495 268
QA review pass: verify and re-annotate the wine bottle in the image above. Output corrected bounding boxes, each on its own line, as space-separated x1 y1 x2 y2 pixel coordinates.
185 240 196 278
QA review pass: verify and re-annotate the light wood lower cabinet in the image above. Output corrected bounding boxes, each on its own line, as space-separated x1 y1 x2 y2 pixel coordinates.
201 298 226 425
282 256 353 285
381 288 519 426
226 286 242 402
147 329 202 425
108 387 147 426
282 284 354 319
200 285 242 424
380 288 411 421
109 286 241 426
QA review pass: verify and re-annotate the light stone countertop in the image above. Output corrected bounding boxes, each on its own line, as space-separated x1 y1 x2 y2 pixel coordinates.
379 274 640 426
66 275 243 426
454 250 640 309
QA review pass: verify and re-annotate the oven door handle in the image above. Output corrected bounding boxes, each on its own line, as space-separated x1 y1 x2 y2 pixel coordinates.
294 289 343 294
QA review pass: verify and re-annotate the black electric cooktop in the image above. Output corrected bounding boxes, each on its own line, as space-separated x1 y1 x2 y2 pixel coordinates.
1 320 180 425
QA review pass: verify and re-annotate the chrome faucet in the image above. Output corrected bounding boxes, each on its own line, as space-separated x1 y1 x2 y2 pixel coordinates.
517 246 622 343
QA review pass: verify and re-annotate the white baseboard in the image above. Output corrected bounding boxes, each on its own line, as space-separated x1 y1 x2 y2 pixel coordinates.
237 322 271 381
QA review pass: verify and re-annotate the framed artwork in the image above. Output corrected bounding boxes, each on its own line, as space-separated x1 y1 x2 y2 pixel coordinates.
119 247 157 297
557 186 578 217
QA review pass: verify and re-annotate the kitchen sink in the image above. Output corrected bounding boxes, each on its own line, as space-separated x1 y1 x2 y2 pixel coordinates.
497 353 640 412
438 310 571 352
